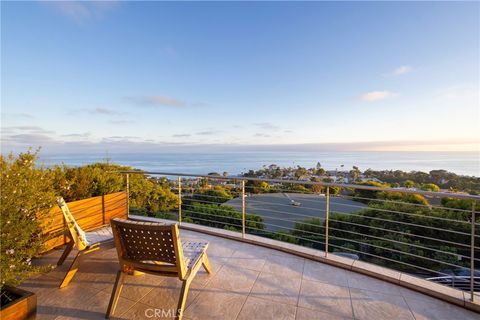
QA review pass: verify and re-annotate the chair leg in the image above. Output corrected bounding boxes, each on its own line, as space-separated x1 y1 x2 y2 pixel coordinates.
59 251 82 288
202 253 212 274
176 279 191 320
105 270 126 319
57 241 74 266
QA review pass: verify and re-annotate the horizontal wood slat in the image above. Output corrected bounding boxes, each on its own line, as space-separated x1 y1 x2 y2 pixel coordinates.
43 192 128 251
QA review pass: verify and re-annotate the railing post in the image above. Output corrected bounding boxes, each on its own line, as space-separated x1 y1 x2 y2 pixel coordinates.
325 186 330 257
470 201 476 302
242 180 246 239
126 173 130 216
178 176 182 223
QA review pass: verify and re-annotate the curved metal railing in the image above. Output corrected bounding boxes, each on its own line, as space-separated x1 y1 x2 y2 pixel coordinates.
111 170 480 301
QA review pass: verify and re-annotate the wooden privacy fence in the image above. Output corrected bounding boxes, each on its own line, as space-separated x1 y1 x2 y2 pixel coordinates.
43 191 128 251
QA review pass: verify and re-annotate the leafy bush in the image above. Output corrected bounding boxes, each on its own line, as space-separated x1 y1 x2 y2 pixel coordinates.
245 180 271 194
378 191 429 205
184 186 234 204
0 151 56 289
50 163 178 215
273 231 299 244
183 203 265 232
441 197 479 211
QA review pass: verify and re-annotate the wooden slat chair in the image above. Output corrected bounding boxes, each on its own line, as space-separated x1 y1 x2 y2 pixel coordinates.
106 218 212 320
56 197 114 288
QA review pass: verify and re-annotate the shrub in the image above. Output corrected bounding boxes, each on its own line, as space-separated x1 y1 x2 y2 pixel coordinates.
184 186 233 204
0 151 56 289
183 203 265 232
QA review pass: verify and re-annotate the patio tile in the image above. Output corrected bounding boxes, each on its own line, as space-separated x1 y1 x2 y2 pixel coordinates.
183 290 248 320
206 264 259 294
261 253 305 278
41 282 101 309
302 259 349 287
399 273 465 305
349 288 414 320
74 268 117 292
22 228 480 319
19 274 59 294
298 279 353 318
120 301 171 319
237 296 296 320
250 272 302 306
225 248 267 271
347 271 402 295
56 290 136 320
404 292 480 320
116 273 167 302
295 307 353 320
203 242 236 264
140 276 201 311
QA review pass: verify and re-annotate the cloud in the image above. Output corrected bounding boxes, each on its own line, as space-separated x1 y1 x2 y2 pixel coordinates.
254 133 271 138
61 133 91 138
196 130 220 136
104 136 140 141
94 107 123 115
360 91 397 102
69 107 127 116
1 113 35 119
3 133 55 145
441 85 478 101
172 134 191 138
109 120 135 125
393 65 413 75
125 95 186 108
254 122 280 130
2 133 478 155
2 126 55 135
42 1 119 24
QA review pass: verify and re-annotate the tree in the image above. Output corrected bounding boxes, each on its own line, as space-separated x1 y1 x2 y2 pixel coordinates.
295 166 308 179
329 186 341 196
245 180 270 194
198 177 210 189
404 180 416 188
421 183 440 192
353 181 391 203
350 166 361 182
310 177 324 193
186 186 233 204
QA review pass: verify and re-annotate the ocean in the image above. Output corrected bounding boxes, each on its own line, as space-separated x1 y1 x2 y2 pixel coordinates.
39 151 480 177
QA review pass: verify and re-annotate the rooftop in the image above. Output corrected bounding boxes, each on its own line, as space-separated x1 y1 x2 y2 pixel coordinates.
21 228 479 320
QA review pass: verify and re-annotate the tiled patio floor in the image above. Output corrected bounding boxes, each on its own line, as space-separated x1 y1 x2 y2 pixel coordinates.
20 230 479 320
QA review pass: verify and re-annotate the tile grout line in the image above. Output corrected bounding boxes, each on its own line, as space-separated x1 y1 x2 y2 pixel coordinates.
400 293 419 320
295 258 307 320
347 286 356 320
182 263 227 315
234 258 264 320
346 272 357 320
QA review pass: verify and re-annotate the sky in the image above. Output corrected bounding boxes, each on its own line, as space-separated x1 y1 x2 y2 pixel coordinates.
1 1 479 154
